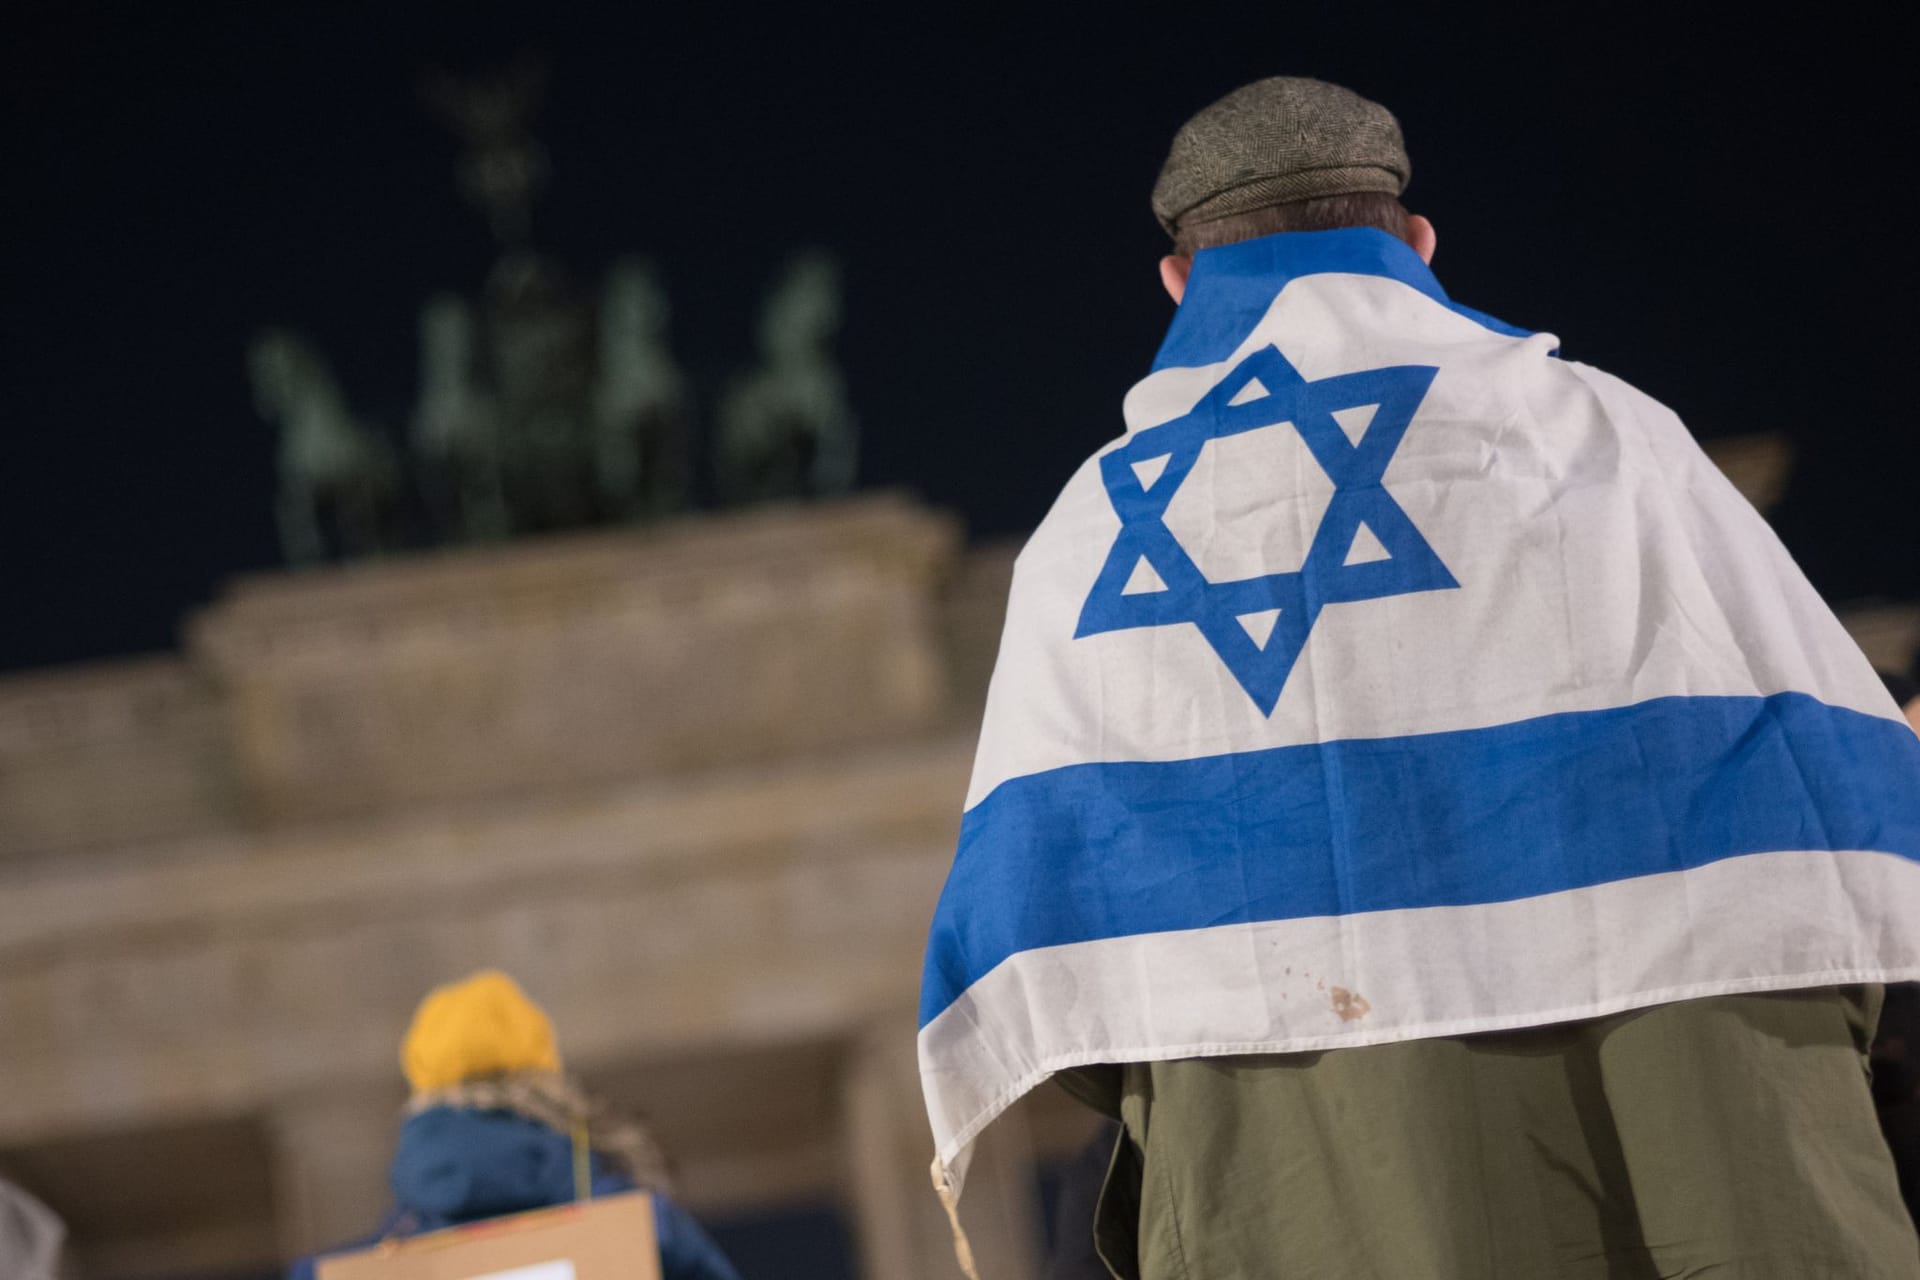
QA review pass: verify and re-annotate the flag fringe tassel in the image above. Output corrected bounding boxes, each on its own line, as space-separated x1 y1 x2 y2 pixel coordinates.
931 1157 982 1280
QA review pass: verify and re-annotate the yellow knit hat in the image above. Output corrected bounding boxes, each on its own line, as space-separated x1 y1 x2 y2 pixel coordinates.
401 970 562 1094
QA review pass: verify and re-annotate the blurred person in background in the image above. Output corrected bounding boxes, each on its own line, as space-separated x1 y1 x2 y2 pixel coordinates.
291 970 740 1280
1 1178 66 1280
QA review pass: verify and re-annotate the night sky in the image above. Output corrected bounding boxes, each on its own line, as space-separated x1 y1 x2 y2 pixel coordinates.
4 4 1915 673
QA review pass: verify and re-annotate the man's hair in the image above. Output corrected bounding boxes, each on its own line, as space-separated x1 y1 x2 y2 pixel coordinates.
1173 191 1411 257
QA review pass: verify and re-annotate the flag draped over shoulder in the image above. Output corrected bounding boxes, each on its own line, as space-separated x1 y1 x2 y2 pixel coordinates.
918 227 1920 1200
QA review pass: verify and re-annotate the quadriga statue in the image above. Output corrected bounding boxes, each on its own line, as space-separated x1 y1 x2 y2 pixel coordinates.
412 294 509 542
248 329 400 564
590 257 690 520
715 250 857 504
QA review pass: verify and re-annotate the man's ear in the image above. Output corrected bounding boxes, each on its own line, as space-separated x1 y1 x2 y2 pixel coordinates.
1406 214 1437 265
1159 254 1192 304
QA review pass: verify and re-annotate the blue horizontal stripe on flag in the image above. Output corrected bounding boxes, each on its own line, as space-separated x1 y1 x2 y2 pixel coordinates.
1153 227 1539 374
920 692 1920 1027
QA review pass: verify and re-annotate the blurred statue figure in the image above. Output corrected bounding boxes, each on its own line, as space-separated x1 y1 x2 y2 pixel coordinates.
716 250 857 503
412 294 509 542
249 329 399 564
487 252 597 531
420 58 549 246
591 257 690 520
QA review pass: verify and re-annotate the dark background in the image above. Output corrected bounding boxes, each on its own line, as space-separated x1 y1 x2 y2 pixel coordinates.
4 3 1915 673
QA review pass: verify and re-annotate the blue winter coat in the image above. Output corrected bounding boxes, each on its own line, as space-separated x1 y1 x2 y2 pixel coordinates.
289 1106 741 1280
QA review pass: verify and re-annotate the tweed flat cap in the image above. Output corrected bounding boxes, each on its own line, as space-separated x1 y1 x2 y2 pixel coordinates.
1152 77 1410 236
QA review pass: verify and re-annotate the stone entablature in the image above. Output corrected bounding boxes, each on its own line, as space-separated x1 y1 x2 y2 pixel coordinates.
0 733 971 1147
190 494 961 823
0 496 987 1142
0 658 235 862
0 495 977 859
1843 603 1920 676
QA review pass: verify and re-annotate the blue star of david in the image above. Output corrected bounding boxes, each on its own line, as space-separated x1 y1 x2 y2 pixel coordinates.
1077 344 1458 715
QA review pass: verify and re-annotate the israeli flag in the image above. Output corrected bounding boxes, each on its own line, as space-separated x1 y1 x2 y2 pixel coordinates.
919 228 1920 1198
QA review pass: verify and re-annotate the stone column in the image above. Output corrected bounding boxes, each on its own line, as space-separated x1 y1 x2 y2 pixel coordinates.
267 1089 400 1261
841 1021 1044 1280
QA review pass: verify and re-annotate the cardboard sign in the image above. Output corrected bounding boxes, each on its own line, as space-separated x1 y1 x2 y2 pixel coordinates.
316 1192 660 1280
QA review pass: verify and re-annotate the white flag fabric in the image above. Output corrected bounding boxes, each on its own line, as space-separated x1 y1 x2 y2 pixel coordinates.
918 227 1920 1199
